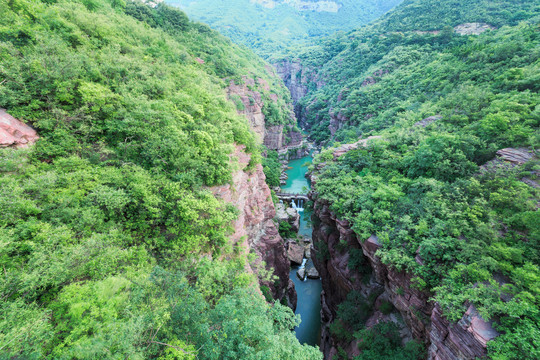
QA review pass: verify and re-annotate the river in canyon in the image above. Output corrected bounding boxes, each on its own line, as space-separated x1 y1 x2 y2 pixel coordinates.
282 155 323 346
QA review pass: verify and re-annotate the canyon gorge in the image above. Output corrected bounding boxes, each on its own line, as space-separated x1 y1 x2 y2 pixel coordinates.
1 0 538 359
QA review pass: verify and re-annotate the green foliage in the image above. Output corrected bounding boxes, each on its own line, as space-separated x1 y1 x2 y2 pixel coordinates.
354 322 425 360
303 1 540 357
0 0 321 358
379 301 394 315
262 149 282 187
333 291 372 336
278 220 295 239
165 0 403 58
347 248 371 275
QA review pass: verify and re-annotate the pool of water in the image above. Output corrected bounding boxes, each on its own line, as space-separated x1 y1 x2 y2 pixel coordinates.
282 155 322 346
281 156 313 194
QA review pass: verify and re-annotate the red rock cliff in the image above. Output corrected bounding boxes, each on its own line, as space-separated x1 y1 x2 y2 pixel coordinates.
310 198 498 360
227 76 302 150
0 108 39 148
211 145 292 301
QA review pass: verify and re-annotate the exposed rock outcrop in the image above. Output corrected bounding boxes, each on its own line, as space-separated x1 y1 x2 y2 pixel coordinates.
227 76 301 150
480 148 539 189
0 109 39 148
276 203 300 232
265 125 286 150
227 78 268 145
454 23 495 35
310 197 498 359
251 0 341 13
361 68 390 87
274 59 310 105
415 115 442 127
496 147 535 165
332 135 382 159
211 145 291 300
287 241 305 265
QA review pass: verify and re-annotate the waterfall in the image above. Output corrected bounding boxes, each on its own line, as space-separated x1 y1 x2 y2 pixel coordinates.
292 198 304 212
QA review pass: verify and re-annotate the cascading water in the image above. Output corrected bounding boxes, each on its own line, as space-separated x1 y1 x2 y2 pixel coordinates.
281 155 322 346
291 199 304 212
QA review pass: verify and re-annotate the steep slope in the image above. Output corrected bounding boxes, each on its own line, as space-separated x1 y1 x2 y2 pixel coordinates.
165 0 402 57
280 0 540 358
0 0 320 358
278 0 539 143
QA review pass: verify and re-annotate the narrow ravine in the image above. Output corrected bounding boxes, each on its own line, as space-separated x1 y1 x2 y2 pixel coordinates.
281 155 323 346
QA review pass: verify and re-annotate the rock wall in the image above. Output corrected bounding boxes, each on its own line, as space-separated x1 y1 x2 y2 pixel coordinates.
274 59 327 131
274 59 325 106
227 76 302 150
211 145 292 301
310 197 498 360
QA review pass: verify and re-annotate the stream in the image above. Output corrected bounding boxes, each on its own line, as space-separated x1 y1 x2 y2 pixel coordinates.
281 155 323 346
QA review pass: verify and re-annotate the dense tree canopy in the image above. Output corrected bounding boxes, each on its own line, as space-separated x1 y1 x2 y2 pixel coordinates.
0 0 320 358
165 0 403 58
302 1 539 357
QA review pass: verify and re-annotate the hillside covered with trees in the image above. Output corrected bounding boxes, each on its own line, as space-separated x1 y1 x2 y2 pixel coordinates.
0 0 320 358
285 0 539 358
1 0 539 358
165 0 403 57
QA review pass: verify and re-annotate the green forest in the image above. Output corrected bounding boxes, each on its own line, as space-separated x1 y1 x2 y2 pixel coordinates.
1 0 539 358
165 0 402 58
293 0 539 358
0 0 320 358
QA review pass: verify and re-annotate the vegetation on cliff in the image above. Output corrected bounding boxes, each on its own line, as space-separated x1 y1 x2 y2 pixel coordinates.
302 0 539 357
0 0 320 358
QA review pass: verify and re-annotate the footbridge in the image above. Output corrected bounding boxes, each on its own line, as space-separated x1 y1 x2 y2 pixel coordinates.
276 192 309 202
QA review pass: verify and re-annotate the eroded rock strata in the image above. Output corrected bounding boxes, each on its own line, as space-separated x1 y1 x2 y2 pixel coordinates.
211 145 291 301
0 108 39 148
227 76 302 150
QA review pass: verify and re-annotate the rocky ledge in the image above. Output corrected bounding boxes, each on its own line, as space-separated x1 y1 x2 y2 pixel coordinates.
0 108 39 148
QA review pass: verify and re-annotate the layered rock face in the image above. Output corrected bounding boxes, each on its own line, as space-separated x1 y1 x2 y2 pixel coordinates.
227 77 301 150
0 109 39 148
227 78 269 145
211 146 292 300
274 59 325 105
274 59 327 131
310 198 498 360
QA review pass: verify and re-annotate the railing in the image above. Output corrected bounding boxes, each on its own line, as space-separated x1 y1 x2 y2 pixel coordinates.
276 192 309 199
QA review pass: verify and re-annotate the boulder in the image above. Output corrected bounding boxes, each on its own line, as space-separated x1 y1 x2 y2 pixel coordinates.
304 259 320 279
276 203 300 232
306 266 320 279
297 267 306 281
287 242 304 265
0 109 39 148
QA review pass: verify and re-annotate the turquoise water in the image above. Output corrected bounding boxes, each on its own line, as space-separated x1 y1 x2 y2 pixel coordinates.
281 156 313 194
290 261 322 346
283 155 322 346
